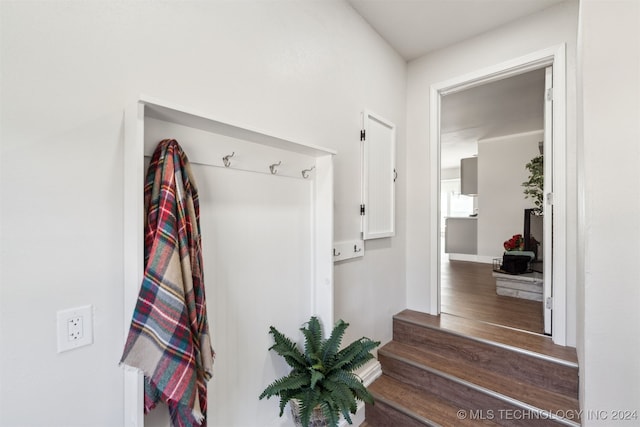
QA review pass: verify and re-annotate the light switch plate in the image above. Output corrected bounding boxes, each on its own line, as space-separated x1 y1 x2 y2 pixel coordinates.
57 305 93 353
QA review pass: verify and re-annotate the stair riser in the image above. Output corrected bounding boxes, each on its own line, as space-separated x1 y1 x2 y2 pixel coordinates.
365 401 434 427
379 353 569 427
393 320 578 398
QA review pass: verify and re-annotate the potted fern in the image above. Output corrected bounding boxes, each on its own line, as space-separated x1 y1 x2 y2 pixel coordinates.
259 316 380 427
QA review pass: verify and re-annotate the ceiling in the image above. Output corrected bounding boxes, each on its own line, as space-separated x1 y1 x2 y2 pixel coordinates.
346 0 566 61
440 68 545 169
347 0 560 170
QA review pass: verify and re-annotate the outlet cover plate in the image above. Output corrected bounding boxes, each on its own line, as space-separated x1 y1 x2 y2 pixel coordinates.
57 305 93 353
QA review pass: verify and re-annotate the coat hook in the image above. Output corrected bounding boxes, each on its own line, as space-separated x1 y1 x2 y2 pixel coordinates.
222 152 235 168
333 248 341 257
269 161 282 175
354 245 362 253
301 165 316 179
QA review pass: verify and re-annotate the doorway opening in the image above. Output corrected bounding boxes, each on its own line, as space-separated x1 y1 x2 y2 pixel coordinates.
429 45 567 345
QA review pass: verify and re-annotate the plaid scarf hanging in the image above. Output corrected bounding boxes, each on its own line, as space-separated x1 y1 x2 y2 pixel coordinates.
121 139 215 426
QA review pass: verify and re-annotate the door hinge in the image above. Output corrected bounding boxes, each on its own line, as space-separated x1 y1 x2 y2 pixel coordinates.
546 297 553 310
546 192 554 206
546 88 553 101
360 130 366 141
360 204 366 215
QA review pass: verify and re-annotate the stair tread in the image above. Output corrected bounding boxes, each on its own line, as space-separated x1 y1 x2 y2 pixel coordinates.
395 310 578 365
379 340 580 416
369 374 501 426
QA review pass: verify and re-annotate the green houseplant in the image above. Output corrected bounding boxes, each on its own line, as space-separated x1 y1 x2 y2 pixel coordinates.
522 154 544 214
259 316 380 427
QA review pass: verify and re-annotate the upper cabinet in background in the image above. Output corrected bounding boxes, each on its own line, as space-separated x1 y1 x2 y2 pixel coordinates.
461 156 478 196
361 110 396 240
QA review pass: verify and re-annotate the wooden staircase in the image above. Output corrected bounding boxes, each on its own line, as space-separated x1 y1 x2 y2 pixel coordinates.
365 310 580 427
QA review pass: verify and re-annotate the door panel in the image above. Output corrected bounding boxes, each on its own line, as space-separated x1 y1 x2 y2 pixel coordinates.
543 65 553 335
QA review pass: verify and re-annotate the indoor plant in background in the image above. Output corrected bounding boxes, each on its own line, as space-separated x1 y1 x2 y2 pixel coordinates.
522 153 544 214
259 316 380 427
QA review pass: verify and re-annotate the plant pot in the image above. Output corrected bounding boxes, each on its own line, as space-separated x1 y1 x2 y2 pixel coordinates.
290 400 329 427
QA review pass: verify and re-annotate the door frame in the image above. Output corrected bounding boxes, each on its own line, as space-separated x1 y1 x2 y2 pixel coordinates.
428 44 567 345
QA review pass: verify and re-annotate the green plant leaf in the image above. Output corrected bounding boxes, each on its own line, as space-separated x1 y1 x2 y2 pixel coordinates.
301 317 323 363
277 389 299 417
321 319 348 366
268 326 306 371
522 154 544 212
325 381 357 423
299 388 322 427
335 337 380 372
259 372 310 400
327 371 374 404
319 400 341 427
309 367 325 389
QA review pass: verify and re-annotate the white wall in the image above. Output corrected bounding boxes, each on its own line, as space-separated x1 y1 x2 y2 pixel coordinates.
477 131 542 258
0 2 406 426
405 0 579 345
577 0 640 424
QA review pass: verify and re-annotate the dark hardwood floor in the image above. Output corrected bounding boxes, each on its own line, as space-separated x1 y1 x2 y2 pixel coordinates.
441 259 544 334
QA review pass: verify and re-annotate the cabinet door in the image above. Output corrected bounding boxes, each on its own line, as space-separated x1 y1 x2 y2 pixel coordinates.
361 110 396 239
461 156 478 195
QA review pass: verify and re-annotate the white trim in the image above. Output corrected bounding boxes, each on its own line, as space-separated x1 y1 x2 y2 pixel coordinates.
122 102 144 427
358 358 383 387
429 44 568 346
550 45 567 346
429 86 441 316
139 94 336 157
437 48 556 96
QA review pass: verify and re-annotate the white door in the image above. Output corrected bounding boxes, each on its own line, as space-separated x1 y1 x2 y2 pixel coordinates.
361 110 396 240
543 66 553 335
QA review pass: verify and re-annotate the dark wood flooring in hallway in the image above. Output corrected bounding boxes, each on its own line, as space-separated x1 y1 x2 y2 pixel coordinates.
440 259 544 334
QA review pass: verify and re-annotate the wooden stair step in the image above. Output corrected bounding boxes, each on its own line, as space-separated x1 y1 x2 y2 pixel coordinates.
378 341 580 426
393 310 578 397
366 374 501 427
395 310 577 364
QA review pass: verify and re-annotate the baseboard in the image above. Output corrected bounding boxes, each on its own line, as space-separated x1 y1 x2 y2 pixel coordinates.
358 358 383 387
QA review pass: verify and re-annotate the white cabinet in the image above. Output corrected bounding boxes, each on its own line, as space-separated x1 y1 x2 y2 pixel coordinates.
361 110 396 240
445 217 477 254
461 156 478 195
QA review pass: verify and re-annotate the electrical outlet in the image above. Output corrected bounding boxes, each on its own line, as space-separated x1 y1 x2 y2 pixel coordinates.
68 316 83 341
57 305 93 353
